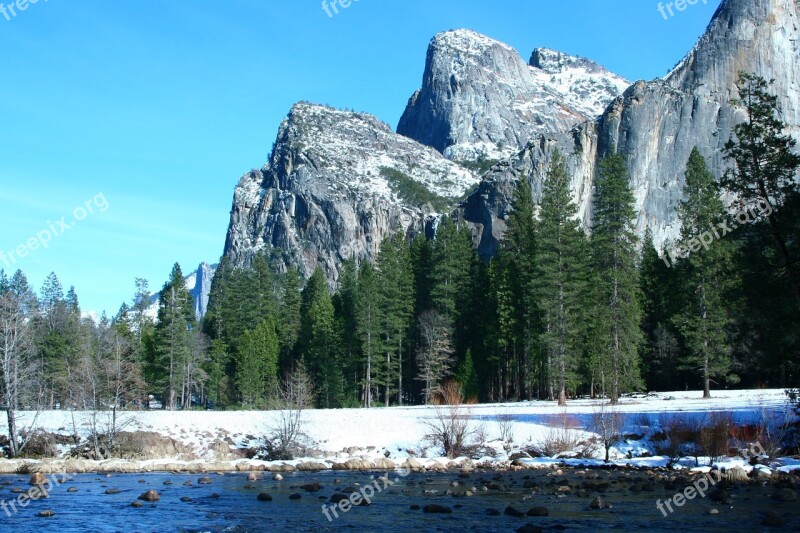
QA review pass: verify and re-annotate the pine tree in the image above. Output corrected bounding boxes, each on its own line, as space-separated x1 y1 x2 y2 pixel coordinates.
409 235 433 401
236 318 279 407
277 267 302 372
355 262 381 407
639 229 681 391
496 175 539 399
376 235 414 406
490 254 519 401
410 235 433 316
674 148 738 398
153 263 196 410
722 73 800 308
333 259 361 404
301 268 341 407
535 150 587 405
455 349 479 400
590 152 644 403
430 217 473 322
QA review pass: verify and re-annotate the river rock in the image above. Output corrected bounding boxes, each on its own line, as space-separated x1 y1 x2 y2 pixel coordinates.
589 497 612 510
297 462 328 472
527 507 549 517
726 466 749 483
423 504 452 514
773 488 797 502
301 482 321 493
257 493 273 502
330 493 349 504
763 511 786 527
504 506 525 517
138 490 160 502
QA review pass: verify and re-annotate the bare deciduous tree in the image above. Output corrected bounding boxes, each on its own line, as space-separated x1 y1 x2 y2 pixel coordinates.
423 381 485 459
591 401 625 462
0 292 42 457
71 316 144 458
416 310 454 405
263 361 315 460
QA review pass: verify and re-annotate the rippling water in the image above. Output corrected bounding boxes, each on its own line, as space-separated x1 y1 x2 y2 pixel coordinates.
0 469 797 532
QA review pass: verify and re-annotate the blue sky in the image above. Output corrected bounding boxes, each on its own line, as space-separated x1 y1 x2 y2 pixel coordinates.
0 0 722 315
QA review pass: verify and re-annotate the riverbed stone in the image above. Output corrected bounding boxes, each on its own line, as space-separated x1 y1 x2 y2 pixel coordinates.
301 482 322 493
763 511 785 527
297 462 328 471
330 493 349 504
423 504 452 514
773 488 797 502
589 496 612 510
504 506 525 517
138 490 160 502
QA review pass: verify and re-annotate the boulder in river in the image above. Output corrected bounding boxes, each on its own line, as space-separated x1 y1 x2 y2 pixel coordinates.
423 504 452 514
504 506 525 517
29 473 47 486
301 482 322 493
138 490 160 502
589 496 612 510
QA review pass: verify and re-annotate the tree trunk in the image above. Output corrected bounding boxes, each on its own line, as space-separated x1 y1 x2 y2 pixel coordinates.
6 408 18 458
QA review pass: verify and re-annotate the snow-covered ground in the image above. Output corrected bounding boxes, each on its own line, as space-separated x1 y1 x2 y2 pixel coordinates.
1 389 797 474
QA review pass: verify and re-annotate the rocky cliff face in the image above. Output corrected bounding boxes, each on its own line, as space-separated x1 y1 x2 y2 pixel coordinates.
145 262 217 321
397 29 630 162
460 0 800 258
222 0 800 282
223 103 479 284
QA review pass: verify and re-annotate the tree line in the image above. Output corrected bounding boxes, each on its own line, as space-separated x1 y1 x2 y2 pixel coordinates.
1 74 798 420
